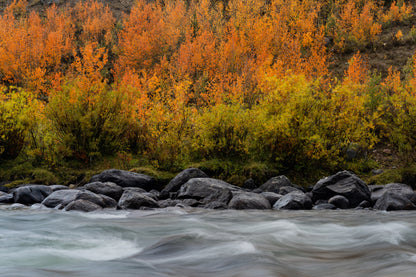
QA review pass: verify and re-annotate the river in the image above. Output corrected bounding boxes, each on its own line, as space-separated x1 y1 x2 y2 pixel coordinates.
1 205 416 277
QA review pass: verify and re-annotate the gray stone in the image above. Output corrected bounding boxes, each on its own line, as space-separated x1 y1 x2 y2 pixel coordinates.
374 191 416 211
228 192 271 210
312 171 371 207
257 176 293 193
371 183 414 203
50 185 69 192
13 185 53 205
328 195 350 209
158 199 182 208
160 168 208 199
84 182 123 201
279 186 302 195
312 203 336 210
273 191 312 210
118 190 159 209
42 189 82 208
0 193 13 203
90 169 157 190
177 178 240 204
260 192 282 206
204 201 228 209
64 200 102 212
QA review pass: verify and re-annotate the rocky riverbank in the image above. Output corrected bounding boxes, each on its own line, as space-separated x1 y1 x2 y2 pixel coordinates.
1 168 415 212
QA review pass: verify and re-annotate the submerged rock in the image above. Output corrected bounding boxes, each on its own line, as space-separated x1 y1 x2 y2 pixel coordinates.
13 185 53 205
311 171 371 208
312 203 336 210
90 169 157 191
160 168 208 199
273 191 312 210
228 192 271 210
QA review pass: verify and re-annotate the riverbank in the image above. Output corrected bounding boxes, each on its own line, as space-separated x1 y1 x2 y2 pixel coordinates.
1 168 416 212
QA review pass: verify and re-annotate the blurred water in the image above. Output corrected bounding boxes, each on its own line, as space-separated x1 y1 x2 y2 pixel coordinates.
1 205 416 277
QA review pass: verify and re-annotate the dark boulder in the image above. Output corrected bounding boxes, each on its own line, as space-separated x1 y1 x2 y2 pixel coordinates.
371 183 414 203
177 178 240 204
0 193 13 203
90 169 157 191
273 191 312 210
358 200 372 208
42 189 82 208
257 176 293 193
328 195 350 209
64 199 102 212
374 191 416 211
83 182 123 201
160 168 208 199
13 185 52 205
312 203 336 210
279 186 302 195
50 185 69 192
228 192 271 210
241 178 257 190
311 171 371 207
123 187 147 193
260 192 282 206
118 190 159 209
0 185 9 193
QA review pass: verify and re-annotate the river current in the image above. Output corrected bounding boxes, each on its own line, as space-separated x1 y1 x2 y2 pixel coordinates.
1 205 416 277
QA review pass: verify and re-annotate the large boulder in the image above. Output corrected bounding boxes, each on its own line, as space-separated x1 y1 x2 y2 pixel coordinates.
118 190 159 209
160 168 208 199
256 176 294 193
177 178 240 204
311 171 371 207
42 189 82 208
42 189 115 210
50 185 69 192
228 192 271 210
371 183 415 203
273 191 312 210
64 199 102 212
374 191 416 211
83 182 123 201
13 185 53 205
90 169 157 191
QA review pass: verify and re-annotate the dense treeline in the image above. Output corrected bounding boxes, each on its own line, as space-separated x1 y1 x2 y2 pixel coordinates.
1 0 416 183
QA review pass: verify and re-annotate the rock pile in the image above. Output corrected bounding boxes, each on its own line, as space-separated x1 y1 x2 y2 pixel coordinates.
1 168 415 212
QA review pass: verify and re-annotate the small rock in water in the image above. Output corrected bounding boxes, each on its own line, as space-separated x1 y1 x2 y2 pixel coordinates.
328 195 350 209
273 191 312 210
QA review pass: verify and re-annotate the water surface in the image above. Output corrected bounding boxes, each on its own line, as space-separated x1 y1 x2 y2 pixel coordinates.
1 205 416 277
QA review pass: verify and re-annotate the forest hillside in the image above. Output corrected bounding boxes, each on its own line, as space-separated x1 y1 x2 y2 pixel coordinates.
1 0 416 187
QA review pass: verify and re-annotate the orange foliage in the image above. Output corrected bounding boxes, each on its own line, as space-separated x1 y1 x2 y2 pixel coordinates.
344 52 369 85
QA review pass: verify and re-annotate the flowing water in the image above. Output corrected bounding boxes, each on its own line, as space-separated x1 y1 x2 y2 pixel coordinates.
1 204 416 277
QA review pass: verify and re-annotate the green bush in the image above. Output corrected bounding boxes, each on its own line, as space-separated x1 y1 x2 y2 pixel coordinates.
44 83 138 163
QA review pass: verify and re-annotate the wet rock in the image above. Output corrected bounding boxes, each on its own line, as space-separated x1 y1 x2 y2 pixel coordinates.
328 195 350 209
90 169 157 191
42 189 82 208
177 178 240 204
312 203 336 210
64 199 102 212
358 200 372 208
158 199 182 208
311 171 371 207
0 193 13 203
371 183 414 203
83 182 123 201
204 201 228 209
13 185 53 205
273 191 312 210
50 185 69 192
374 191 416 211
228 192 271 210
118 190 159 209
123 187 147 193
181 199 201 207
257 176 294 193
160 168 208 199
260 192 282 206
99 194 118 209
